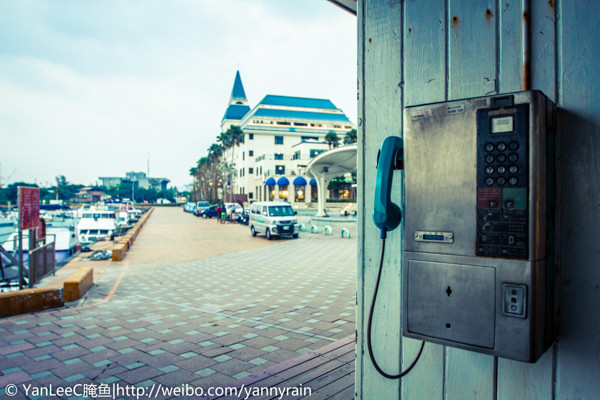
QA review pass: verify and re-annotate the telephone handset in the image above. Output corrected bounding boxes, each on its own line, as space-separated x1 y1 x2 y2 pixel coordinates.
373 136 404 238
369 135 425 379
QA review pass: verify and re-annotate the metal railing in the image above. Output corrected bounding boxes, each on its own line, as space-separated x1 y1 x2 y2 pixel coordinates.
29 241 55 286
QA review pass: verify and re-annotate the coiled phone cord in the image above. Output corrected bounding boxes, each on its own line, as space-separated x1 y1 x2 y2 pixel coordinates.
366 236 425 379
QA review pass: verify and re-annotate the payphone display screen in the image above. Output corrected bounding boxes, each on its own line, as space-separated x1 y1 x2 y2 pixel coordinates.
476 104 529 259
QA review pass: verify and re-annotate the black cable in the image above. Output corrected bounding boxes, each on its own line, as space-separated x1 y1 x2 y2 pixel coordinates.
366 235 425 379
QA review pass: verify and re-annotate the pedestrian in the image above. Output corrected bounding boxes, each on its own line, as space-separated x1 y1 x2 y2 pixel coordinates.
220 204 227 223
216 204 222 224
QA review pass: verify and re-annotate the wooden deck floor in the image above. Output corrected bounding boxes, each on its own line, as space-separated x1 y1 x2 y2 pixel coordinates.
211 335 356 400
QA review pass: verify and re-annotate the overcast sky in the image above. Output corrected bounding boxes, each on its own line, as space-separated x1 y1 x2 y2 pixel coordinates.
0 0 357 190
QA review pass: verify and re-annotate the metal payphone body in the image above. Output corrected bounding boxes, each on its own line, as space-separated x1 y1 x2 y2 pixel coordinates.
402 91 555 362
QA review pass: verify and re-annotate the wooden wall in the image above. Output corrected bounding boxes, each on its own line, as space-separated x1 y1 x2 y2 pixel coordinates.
356 0 600 398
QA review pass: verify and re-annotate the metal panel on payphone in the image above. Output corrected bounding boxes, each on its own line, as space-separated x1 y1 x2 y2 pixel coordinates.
402 91 555 362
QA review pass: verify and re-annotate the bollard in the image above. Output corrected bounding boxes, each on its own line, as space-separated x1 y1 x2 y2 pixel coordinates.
324 226 333 235
341 228 351 239
310 225 319 234
299 223 306 232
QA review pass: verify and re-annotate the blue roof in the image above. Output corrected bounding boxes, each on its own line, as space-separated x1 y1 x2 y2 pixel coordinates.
222 104 250 121
293 176 307 185
265 177 276 186
259 95 337 110
231 70 247 100
252 108 351 123
277 176 289 186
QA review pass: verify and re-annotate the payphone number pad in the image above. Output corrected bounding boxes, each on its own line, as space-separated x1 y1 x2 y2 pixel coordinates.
476 104 529 259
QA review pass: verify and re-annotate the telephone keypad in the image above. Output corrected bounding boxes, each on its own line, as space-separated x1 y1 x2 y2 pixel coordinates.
476 104 529 259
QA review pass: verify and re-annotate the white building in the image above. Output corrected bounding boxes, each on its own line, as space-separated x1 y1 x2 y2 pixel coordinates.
221 71 356 207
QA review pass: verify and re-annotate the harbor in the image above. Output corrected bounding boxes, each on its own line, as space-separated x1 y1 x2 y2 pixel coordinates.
0 206 356 398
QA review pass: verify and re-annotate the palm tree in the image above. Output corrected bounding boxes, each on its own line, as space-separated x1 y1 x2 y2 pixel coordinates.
343 129 357 145
324 131 340 149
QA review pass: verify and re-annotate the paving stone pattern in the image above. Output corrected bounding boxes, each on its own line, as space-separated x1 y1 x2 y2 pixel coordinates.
0 208 356 398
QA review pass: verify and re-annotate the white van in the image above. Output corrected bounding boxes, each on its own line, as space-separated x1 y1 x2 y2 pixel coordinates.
249 201 299 240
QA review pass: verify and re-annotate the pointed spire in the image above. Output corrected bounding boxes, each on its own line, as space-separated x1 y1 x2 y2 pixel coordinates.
230 70 247 103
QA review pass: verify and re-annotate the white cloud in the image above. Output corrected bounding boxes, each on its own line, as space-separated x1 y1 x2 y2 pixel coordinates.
0 0 357 189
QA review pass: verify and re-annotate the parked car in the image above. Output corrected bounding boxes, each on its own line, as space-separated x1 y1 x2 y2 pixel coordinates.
198 205 219 219
249 201 299 239
183 202 196 213
193 201 211 216
224 202 244 215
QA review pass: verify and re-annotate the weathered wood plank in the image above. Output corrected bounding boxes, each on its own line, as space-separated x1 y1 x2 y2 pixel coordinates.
404 0 446 106
286 362 354 400
448 0 497 99
328 385 356 400
358 0 404 399
443 2 498 399
498 0 523 93
401 338 443 399
554 1 600 399
496 2 557 399
497 345 554 400
445 349 495 400
531 0 557 99
401 3 447 397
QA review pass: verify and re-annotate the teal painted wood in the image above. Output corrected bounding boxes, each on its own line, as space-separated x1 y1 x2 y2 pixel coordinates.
401 339 443 399
443 3 498 399
445 349 496 400
498 346 554 399
358 0 404 398
496 2 556 399
448 0 497 99
498 0 523 93
401 2 446 399
530 0 557 99
357 1 600 399
555 1 600 398
404 0 446 106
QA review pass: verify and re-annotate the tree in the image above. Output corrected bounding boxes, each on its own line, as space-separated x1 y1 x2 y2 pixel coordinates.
343 129 357 145
324 131 340 149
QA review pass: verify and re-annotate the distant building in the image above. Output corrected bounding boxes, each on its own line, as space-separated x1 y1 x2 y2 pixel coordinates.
72 187 107 204
221 71 356 206
99 172 170 191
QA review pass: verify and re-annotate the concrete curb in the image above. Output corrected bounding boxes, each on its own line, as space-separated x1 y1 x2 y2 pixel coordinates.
112 207 154 262
0 207 155 318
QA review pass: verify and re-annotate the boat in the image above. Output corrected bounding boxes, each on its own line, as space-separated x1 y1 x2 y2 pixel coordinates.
77 205 118 246
1 206 81 265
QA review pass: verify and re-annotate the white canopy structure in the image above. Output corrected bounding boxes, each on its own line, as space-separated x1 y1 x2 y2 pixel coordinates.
306 144 357 216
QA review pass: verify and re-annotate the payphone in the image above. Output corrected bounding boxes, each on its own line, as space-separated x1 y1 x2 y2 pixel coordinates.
372 91 556 365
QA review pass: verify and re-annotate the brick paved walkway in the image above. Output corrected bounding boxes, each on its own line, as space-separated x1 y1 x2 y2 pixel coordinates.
0 207 356 398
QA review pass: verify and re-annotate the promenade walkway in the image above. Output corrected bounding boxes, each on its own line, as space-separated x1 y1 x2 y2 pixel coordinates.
0 207 356 399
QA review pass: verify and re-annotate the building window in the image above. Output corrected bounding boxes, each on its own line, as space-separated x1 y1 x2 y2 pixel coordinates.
248 133 254 140
249 168 254 174
275 136 284 145
242 151 245 161
293 150 301 160
249 192 254 199
275 165 285 175
310 149 325 158
249 150 254 156
274 153 284 160
276 121 291 126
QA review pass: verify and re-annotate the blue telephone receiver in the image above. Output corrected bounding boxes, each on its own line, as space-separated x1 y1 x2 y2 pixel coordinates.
373 136 404 238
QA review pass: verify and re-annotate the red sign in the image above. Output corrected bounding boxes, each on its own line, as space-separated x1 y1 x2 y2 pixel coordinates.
19 187 41 230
